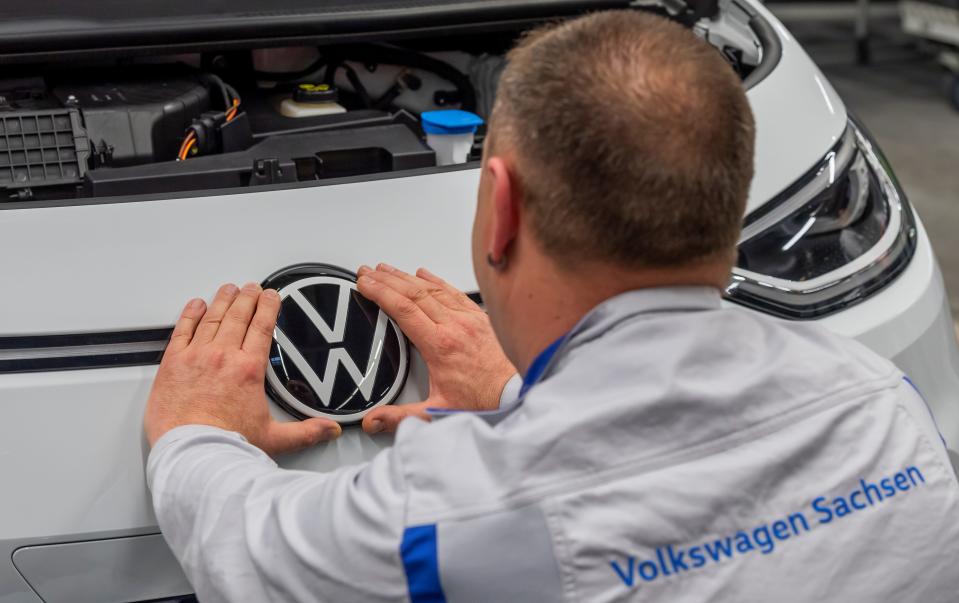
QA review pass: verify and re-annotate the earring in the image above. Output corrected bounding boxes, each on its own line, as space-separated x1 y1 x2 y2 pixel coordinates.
486 253 508 271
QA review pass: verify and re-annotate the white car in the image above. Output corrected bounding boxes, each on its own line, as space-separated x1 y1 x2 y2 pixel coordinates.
1 1 956 601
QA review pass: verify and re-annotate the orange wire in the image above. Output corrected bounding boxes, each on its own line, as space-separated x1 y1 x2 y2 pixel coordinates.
178 131 194 156
181 137 196 160
178 132 196 161
178 98 238 161
225 98 240 121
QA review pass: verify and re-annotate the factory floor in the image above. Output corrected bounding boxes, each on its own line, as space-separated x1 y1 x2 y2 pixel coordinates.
772 13 959 328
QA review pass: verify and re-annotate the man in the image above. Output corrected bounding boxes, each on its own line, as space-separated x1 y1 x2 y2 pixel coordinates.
145 10 959 603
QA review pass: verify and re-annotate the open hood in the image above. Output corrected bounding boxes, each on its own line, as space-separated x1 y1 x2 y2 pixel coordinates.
0 0 636 60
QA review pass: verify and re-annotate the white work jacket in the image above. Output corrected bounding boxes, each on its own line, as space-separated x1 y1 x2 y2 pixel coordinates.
148 286 959 602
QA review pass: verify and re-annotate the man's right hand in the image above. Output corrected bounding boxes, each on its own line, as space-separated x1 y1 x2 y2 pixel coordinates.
356 264 517 434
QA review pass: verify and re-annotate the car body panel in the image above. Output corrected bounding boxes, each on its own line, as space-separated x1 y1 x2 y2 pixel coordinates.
0 168 481 335
722 218 959 446
11 535 191 603
744 0 846 212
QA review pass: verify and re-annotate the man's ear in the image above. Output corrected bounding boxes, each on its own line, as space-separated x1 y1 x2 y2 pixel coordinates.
486 156 521 265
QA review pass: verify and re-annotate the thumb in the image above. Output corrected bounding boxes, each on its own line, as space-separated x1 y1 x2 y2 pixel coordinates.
362 401 434 435
262 418 342 456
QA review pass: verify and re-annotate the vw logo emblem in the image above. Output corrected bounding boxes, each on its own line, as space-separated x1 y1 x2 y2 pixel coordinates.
262 264 409 423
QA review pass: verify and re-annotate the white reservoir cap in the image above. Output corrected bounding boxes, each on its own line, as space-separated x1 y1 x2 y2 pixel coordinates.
421 110 484 166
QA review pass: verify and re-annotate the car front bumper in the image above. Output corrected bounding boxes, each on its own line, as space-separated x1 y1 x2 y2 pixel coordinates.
1 198 956 603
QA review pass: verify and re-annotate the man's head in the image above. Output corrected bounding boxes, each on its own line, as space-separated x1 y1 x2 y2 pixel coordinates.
471 10 755 368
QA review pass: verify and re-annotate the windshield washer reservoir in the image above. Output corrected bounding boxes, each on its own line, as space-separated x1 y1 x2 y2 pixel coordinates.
422 109 483 166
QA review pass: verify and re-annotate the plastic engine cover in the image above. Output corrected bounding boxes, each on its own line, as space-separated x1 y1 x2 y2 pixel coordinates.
52 73 210 167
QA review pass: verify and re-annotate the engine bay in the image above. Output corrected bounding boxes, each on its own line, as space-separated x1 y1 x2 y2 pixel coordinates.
0 42 507 202
0 10 764 203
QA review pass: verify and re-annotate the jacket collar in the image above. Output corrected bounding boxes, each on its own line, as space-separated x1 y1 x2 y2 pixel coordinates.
524 286 722 395
427 286 722 425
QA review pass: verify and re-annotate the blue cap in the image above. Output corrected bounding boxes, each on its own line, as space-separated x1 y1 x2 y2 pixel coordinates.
421 110 484 135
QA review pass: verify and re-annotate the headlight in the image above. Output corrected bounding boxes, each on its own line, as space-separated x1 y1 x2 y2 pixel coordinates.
725 119 917 319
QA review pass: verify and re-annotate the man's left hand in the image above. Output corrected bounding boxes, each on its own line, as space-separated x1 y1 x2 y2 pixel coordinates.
144 283 342 454
356 264 517 434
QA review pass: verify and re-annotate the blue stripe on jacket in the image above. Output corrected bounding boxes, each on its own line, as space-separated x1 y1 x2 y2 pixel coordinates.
401 524 446 603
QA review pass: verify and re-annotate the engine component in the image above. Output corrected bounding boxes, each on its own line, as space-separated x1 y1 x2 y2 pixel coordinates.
421 109 483 166
0 40 493 203
51 73 210 166
177 98 250 161
280 84 347 118
324 44 478 113
0 108 90 196
245 105 398 140
84 123 435 197
0 77 58 112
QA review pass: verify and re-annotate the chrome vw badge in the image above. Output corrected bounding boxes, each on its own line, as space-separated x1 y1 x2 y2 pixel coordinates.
262 264 409 423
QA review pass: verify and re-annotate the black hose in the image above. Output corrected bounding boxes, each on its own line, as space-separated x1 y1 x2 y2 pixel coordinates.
343 64 374 108
320 56 374 108
373 84 403 111
225 83 240 105
319 44 477 113
198 73 232 109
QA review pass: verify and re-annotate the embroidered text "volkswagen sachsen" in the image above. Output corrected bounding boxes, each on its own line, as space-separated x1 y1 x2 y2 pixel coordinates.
610 465 927 589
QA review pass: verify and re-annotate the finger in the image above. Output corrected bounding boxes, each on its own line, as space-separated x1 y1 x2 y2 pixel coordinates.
242 289 281 354
363 402 432 434
381 264 459 306
193 283 240 344
357 264 374 277
167 298 207 353
371 265 450 322
263 418 342 456
357 273 435 343
216 282 262 347
414 266 445 286
415 267 478 310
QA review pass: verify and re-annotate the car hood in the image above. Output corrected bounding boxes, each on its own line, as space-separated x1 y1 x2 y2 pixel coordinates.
0 0 632 59
744 1 846 214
